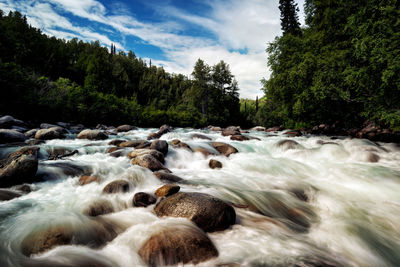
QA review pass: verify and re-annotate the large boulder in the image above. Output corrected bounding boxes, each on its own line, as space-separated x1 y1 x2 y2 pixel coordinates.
133 192 157 207
77 129 107 140
154 192 236 232
102 180 130 194
119 139 150 148
116 124 136 132
0 129 27 143
0 148 38 187
150 140 168 156
131 154 166 172
128 149 165 164
138 225 218 266
222 126 241 136
147 125 172 140
35 127 66 140
211 142 238 157
153 171 184 183
0 189 22 201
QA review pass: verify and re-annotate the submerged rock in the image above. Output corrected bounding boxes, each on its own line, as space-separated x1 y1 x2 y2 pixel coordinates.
102 180 130 194
0 188 22 201
211 142 238 157
84 200 114 216
0 129 27 143
77 129 107 140
155 184 180 197
78 175 99 185
154 192 236 232
276 139 301 150
153 171 184 183
194 147 217 156
133 192 157 207
209 159 222 169
191 133 212 140
138 225 218 266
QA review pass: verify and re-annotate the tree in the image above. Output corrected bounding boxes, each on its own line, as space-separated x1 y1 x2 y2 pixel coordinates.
279 0 301 35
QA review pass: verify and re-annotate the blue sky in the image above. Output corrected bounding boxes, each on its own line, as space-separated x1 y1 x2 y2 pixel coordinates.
0 0 305 99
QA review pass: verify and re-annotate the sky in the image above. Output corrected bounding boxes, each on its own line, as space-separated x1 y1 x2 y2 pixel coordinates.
0 0 305 99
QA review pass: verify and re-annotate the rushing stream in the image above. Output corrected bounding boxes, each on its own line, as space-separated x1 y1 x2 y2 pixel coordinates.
1 128 400 267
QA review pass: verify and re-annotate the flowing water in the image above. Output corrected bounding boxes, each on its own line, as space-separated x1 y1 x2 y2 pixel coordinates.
1 128 400 267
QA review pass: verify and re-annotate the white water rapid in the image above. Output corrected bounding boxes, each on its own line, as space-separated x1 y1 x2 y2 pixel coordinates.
1 128 400 266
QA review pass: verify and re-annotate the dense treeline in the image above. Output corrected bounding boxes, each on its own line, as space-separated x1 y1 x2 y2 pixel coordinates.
256 0 400 130
0 10 240 127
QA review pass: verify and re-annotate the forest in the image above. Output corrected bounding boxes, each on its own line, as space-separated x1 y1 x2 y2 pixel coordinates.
0 10 240 127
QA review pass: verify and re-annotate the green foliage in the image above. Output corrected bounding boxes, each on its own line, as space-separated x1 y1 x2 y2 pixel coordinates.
260 0 400 130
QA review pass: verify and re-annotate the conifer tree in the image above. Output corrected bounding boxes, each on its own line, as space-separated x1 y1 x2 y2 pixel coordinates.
279 0 301 35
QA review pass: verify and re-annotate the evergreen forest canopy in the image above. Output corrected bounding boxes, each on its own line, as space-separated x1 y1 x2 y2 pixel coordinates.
257 0 400 130
0 10 240 127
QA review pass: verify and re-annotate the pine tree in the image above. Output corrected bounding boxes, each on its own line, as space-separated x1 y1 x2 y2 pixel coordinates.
279 0 301 35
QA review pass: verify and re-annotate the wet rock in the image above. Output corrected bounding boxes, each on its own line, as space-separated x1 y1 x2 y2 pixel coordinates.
154 192 236 232
0 149 38 187
289 188 309 202
0 115 25 128
119 139 150 148
26 139 45 145
11 126 28 132
251 126 266 131
155 184 180 197
77 129 107 140
15 184 32 193
147 125 172 140
316 140 338 146
131 154 166 172
230 135 249 141
38 162 89 178
56 122 70 128
79 175 99 185
9 146 39 158
108 139 125 146
366 152 380 163
209 159 222 169
284 130 302 137
107 147 120 153
222 126 241 136
35 127 66 140
96 124 108 130
40 123 59 129
276 140 301 150
128 149 165 164
70 124 85 133
138 225 218 266
0 189 22 201
171 139 192 151
153 171 184 183
109 149 130 158
209 126 222 131
84 200 114 216
24 129 38 138
194 147 217 157
48 149 78 160
191 133 212 140
133 192 157 207
211 142 238 157
116 124 136 132
21 222 118 256
150 140 168 156
266 126 283 132
102 180 130 194
0 129 27 143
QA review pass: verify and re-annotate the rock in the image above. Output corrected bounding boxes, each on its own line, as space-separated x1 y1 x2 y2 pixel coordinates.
222 126 241 136
84 200 114 216
107 147 120 153
102 180 130 194
109 149 130 158
38 162 89 179
266 126 283 132
276 140 301 150
366 152 380 163
96 124 108 130
290 188 309 202
153 171 184 183
209 126 222 131
9 146 39 158
24 129 38 138
128 149 165 164
78 175 99 185
230 135 249 141
154 192 236 232
150 140 168 156
119 139 150 148
26 139 45 145
170 139 192 151
35 127 66 140
191 134 212 140
251 126 266 131
21 222 118 256
155 184 180 197
11 126 28 132
15 184 32 193
138 225 218 266
133 192 157 207
0 189 22 201
40 123 59 129
0 115 25 128
70 124 85 133
108 139 125 146
284 130 303 137
48 149 78 160
209 159 222 169
116 124 136 132
0 149 38 188
194 147 217 156
131 154 166 171
56 122 70 128
211 142 238 157
0 129 27 143
147 125 172 140
77 129 107 140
